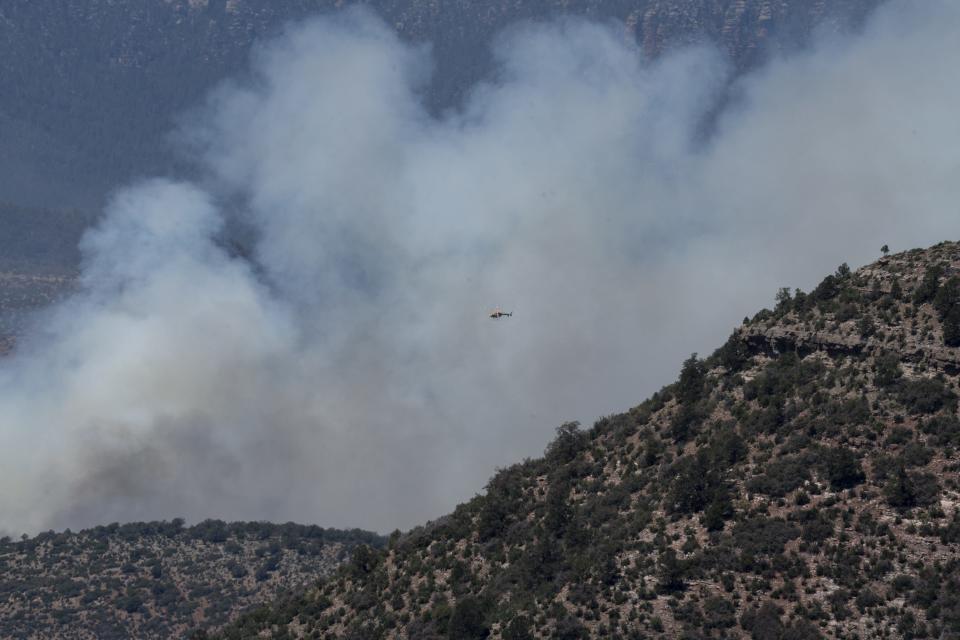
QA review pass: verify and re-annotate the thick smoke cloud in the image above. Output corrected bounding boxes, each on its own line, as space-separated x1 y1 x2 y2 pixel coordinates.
2 1 958 534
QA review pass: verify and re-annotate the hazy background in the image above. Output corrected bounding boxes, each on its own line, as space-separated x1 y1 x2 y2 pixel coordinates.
0 0 882 210
1 0 958 535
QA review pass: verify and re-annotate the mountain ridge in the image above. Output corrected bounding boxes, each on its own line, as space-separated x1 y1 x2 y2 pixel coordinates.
211 240 960 639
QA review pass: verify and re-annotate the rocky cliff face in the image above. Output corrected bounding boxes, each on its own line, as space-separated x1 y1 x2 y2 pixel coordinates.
740 242 960 372
214 240 960 639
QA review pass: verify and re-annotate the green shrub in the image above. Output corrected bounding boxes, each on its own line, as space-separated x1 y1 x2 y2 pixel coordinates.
545 422 587 466
553 614 589 640
657 549 685 593
884 465 940 509
746 457 810 497
874 353 903 387
921 415 960 446
740 601 784 640
896 378 957 415
819 447 865 490
733 518 800 556
667 454 730 519
676 354 707 406
502 615 533 640
793 509 834 543
914 264 944 304
447 596 489 639
702 596 736 630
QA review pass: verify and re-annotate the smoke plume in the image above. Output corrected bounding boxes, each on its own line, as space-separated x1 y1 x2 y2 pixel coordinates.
2 1 958 534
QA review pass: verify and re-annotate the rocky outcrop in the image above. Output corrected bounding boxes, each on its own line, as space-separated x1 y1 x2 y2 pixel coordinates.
739 322 960 374
739 323 868 357
737 241 960 374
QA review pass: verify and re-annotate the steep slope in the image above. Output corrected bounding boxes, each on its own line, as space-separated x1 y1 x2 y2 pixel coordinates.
216 241 960 639
0 0 882 209
0 520 384 639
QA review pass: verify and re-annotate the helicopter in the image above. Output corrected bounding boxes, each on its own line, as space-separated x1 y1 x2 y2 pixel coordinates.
489 306 513 319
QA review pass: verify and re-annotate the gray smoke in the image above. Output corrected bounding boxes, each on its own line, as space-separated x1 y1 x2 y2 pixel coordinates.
2 1 958 534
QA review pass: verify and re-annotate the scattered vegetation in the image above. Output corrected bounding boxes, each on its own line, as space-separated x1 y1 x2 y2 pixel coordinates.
10 243 960 639
0 520 383 639
208 242 960 639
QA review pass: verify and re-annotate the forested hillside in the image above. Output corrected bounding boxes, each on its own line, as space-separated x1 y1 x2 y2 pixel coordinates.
216 241 960 639
0 520 384 639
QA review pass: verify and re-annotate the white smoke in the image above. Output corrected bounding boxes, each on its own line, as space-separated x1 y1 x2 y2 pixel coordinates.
2 1 958 534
